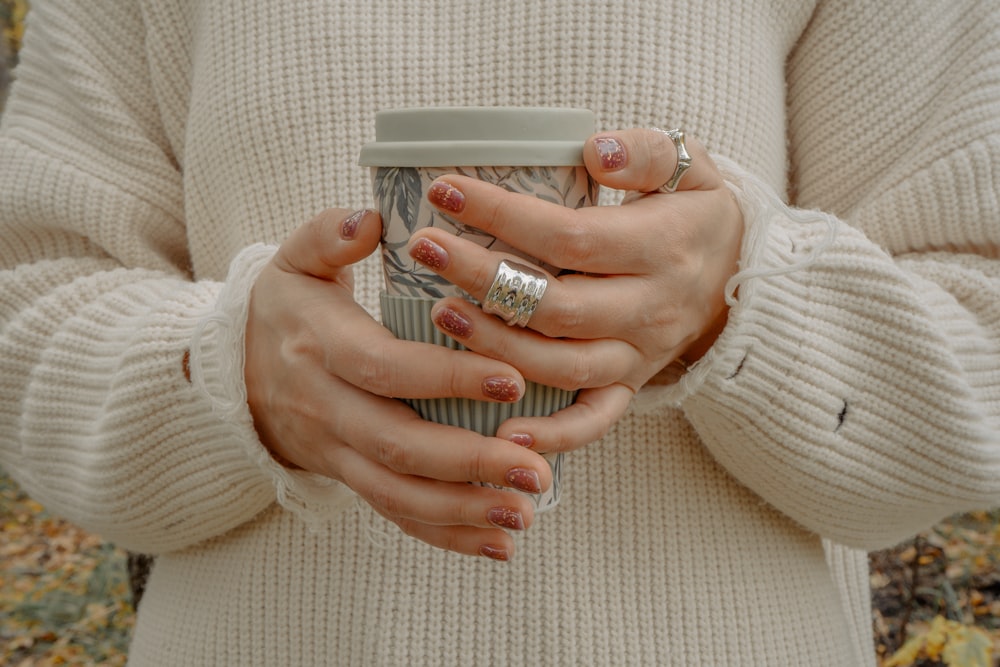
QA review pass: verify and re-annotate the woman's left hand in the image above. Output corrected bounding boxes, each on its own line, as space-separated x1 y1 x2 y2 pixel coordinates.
405 128 744 451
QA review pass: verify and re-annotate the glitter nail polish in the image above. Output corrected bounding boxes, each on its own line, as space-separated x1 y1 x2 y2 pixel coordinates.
479 545 511 561
340 209 366 239
427 181 465 213
482 376 521 402
594 136 627 171
409 237 449 270
505 467 541 494
507 433 535 448
487 507 525 531
433 307 473 339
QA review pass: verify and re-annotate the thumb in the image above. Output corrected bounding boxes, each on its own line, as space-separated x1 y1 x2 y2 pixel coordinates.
275 208 382 278
582 128 721 193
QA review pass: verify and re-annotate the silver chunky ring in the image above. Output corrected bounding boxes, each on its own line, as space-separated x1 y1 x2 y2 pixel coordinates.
482 260 548 327
652 128 692 193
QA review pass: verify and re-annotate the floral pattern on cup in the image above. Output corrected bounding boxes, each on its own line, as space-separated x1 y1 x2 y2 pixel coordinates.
373 165 598 299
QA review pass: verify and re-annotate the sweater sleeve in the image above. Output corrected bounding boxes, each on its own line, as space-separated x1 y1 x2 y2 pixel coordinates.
0 1 352 554
634 0 1000 550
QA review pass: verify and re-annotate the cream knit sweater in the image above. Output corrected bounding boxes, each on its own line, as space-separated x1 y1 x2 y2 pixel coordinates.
2 1 999 665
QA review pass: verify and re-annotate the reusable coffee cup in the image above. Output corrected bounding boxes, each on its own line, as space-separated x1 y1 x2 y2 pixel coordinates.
359 107 597 511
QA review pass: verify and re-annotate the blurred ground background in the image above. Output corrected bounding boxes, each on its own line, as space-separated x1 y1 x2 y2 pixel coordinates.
4 470 999 667
1 1 998 665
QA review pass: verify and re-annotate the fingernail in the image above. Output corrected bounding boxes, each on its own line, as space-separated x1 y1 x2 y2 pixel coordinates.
507 433 534 448
487 507 525 531
428 181 465 213
482 376 521 402
433 306 473 339
505 467 541 494
594 136 627 171
479 544 511 561
340 209 366 240
409 238 449 270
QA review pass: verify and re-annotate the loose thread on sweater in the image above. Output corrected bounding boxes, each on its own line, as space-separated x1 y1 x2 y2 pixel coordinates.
715 155 841 308
356 497 393 550
724 204 839 305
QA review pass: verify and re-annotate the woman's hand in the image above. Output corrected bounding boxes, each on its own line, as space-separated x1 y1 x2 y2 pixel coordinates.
406 129 744 451
244 208 554 561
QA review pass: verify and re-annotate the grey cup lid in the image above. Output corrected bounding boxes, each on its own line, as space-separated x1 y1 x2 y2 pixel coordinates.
358 107 595 167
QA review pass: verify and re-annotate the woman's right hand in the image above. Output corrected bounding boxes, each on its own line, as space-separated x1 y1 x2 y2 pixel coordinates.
243 208 552 560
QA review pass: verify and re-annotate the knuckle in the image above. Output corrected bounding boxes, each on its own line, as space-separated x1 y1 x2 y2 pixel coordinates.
642 302 681 333
565 349 596 389
304 210 330 239
458 500 483 528
546 297 586 334
652 127 677 155
489 326 515 360
460 445 491 485
479 188 512 232
443 366 467 402
668 218 700 255
551 218 599 264
315 446 349 485
637 283 681 329
303 211 343 266
280 326 321 365
684 133 708 161
372 427 413 473
350 343 395 395
367 483 403 519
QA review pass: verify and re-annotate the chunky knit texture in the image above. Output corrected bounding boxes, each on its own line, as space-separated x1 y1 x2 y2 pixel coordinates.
2 0 998 665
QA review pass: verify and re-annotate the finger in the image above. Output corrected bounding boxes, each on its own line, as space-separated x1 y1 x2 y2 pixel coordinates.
326 386 553 491
584 128 722 193
424 175 657 274
332 443 537 530
429 298 641 389
275 208 382 278
495 383 635 454
394 521 518 561
250 324 553 492
407 229 671 340
321 307 536 403
257 263 532 403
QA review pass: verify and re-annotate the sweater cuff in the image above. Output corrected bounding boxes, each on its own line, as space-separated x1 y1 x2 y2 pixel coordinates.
189 243 356 528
